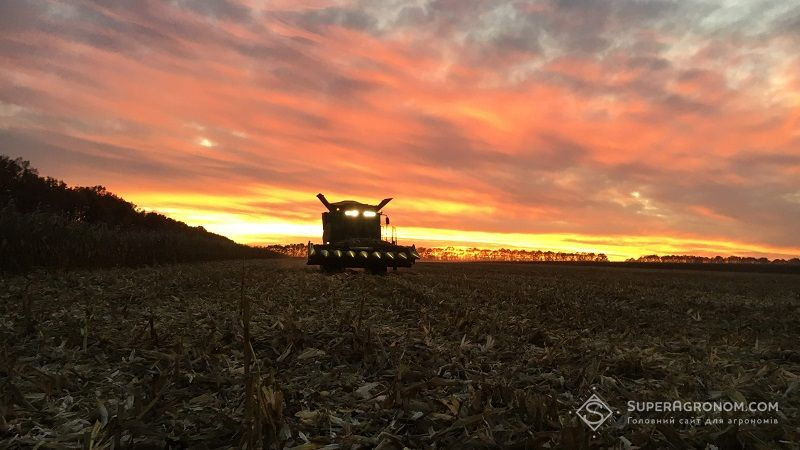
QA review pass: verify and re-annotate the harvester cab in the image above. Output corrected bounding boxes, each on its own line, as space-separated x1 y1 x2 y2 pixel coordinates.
308 193 419 273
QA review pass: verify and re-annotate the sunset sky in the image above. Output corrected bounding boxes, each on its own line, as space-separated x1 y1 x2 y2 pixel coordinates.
1 0 799 260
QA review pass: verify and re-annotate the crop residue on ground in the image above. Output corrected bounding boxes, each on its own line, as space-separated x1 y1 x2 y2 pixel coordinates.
1 260 798 448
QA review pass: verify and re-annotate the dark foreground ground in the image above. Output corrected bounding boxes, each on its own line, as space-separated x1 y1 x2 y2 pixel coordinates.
1 260 798 449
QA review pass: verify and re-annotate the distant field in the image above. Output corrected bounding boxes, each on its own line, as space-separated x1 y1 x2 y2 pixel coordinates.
457 260 800 275
1 260 797 448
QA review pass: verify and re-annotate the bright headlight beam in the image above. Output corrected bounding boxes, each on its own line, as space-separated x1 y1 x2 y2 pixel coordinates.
344 210 359 217
362 210 377 217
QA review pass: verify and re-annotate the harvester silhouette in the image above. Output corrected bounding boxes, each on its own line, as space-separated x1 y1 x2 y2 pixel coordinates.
307 193 419 273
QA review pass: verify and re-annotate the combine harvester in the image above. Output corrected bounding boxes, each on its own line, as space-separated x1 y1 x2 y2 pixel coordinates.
308 193 420 273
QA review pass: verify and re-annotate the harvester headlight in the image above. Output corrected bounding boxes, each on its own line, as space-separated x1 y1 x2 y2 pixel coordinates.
344 210 359 217
362 210 377 217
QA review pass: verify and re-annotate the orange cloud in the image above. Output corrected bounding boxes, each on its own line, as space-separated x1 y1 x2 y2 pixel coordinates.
1 0 798 260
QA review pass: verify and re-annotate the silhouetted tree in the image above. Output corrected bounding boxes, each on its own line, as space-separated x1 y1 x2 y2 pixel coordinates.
0 155 278 271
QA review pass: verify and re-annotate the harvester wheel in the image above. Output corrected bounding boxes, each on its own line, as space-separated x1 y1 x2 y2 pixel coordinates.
321 263 342 274
368 265 387 275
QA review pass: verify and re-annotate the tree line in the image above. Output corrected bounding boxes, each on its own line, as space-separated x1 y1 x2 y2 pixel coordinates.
265 243 610 262
264 243 308 258
269 243 800 266
627 254 800 265
0 155 278 272
417 247 609 262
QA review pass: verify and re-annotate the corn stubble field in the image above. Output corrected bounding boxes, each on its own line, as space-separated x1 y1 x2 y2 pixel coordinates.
1 260 798 449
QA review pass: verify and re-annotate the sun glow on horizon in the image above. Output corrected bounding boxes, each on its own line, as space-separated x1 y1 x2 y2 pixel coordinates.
136 194 800 262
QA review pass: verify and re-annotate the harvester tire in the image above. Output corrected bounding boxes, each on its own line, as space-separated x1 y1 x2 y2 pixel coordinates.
321 263 342 274
368 265 388 275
